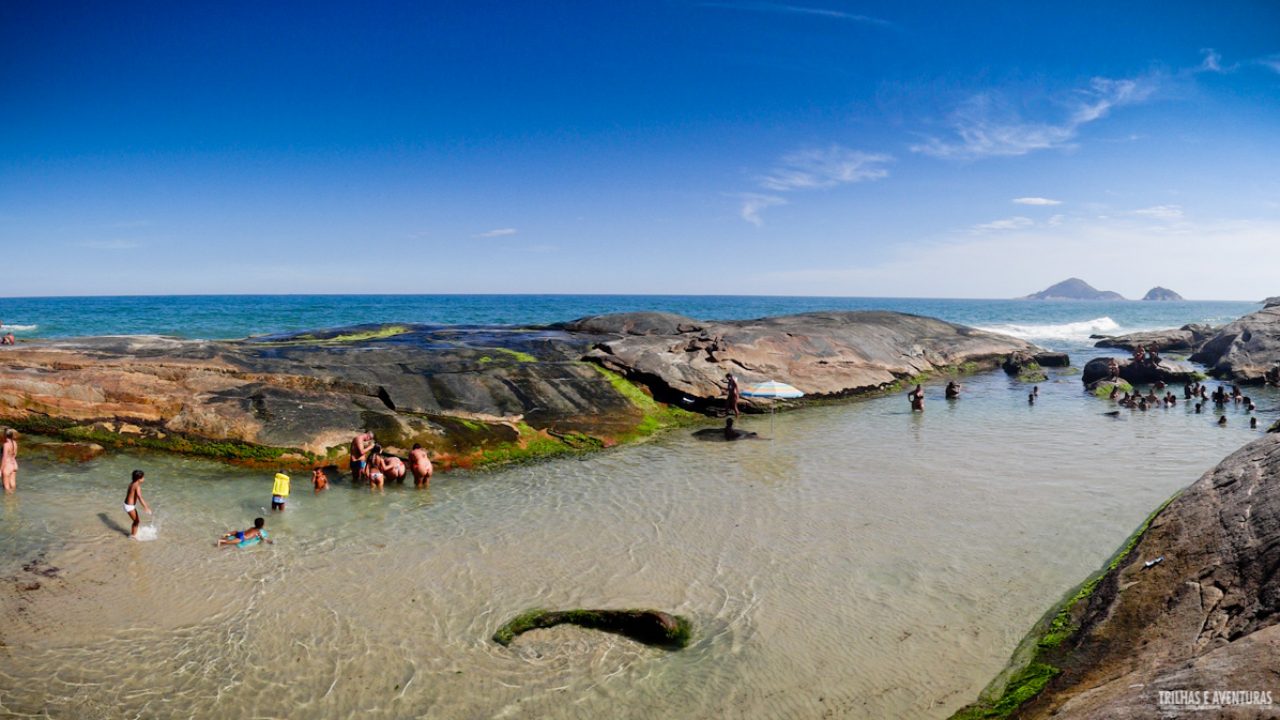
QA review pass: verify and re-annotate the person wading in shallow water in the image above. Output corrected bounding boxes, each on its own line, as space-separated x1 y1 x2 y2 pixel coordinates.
349 432 375 483
1 428 18 493
123 469 152 538
908 384 924 412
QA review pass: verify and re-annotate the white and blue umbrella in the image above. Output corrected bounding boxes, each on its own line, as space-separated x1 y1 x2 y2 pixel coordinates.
741 380 804 399
740 380 804 432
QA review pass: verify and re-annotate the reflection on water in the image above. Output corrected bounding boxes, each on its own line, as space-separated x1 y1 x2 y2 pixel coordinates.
0 369 1275 718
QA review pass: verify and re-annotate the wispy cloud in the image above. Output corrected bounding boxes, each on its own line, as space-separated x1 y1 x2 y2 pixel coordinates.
474 228 518 238
1013 197 1062 206
973 216 1034 233
699 2 891 27
911 76 1157 160
759 145 892 191
1132 205 1184 221
1199 48 1224 73
737 193 788 227
1258 54 1280 74
78 239 140 250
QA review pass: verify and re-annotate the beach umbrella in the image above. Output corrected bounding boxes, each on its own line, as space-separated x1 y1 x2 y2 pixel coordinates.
741 380 804 432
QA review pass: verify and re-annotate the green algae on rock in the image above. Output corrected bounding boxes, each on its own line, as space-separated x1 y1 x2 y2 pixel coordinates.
493 608 692 649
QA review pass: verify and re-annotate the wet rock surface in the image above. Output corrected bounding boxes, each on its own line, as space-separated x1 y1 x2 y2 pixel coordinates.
954 434 1280 719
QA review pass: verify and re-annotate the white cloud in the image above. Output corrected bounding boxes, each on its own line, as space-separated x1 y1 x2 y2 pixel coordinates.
737 193 788 227
972 216 1034 233
1047 214 1065 226
754 216 1280 300
1258 54 1280 74
78 240 140 250
1200 48 1223 73
699 2 891 26
1013 197 1062 206
474 228 518 238
759 145 892 191
1132 205 1184 221
911 76 1157 160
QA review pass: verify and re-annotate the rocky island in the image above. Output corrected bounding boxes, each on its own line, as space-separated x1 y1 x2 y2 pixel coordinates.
1022 278 1125 301
1140 286 1183 301
0 311 1036 470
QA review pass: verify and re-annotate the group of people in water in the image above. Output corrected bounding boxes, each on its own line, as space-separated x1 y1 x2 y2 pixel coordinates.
1109 379 1261 428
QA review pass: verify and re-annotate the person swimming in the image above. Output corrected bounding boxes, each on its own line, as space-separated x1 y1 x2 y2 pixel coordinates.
945 381 960 399
218 517 272 548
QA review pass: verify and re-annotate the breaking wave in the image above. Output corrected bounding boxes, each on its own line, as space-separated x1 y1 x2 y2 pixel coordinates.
978 316 1121 342
2 324 37 332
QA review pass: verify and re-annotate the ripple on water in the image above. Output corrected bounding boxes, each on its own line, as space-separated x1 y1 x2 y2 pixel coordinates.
1 368 1277 718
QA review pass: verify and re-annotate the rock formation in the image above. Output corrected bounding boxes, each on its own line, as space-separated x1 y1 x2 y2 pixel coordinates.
1093 324 1218 353
1081 357 1200 389
1190 305 1280 383
1022 278 1125 301
952 434 1280 719
1140 286 1184 301
0 312 1035 469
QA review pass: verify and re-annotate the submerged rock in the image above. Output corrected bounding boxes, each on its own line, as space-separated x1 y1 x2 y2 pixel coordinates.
952 434 1280 719
493 608 692 649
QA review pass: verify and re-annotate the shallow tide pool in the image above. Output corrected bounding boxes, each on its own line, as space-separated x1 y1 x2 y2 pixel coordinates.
1 368 1274 718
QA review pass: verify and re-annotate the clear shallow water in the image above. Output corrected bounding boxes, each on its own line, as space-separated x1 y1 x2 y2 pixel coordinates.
2 369 1275 718
0 294 1261 355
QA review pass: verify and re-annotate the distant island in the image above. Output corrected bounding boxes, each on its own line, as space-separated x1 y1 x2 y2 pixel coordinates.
1141 286 1184 301
1021 277 1124 301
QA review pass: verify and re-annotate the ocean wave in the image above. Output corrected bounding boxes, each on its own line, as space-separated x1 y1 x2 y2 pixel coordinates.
2 323 37 332
978 316 1120 342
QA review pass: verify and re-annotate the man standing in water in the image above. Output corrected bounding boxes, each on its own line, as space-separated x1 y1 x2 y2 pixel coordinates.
409 444 433 488
350 431 375 483
123 470 152 538
2 428 18 493
945 380 961 400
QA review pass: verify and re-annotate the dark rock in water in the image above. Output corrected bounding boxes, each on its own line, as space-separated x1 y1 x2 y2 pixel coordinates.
0 311 1035 470
1140 286 1184 301
1002 351 1048 382
1081 357 1198 388
493 608 692 649
1021 278 1124 301
951 434 1280 719
1094 323 1217 353
691 426 760 441
1190 305 1280 383
1033 351 1070 368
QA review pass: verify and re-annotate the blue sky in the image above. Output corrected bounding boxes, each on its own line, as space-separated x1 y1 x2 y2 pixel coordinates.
2 1 1278 299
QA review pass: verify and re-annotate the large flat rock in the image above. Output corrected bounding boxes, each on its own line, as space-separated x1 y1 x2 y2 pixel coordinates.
0 312 1034 468
1190 305 1280 384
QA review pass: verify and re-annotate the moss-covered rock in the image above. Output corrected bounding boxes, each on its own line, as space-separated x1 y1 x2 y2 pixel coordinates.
493 608 692 649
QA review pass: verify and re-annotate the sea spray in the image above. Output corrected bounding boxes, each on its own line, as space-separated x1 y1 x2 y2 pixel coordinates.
135 512 160 541
977 317 1121 343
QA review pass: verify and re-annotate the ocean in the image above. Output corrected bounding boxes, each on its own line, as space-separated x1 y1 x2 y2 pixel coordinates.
0 294 1261 353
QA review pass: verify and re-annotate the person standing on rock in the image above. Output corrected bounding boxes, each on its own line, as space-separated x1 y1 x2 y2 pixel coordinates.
350 432 375 483
908 384 924 412
724 373 740 417
409 444 433 488
1 428 18 493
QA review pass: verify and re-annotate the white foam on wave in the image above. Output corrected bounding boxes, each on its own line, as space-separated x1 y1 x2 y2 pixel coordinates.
135 525 159 541
978 316 1121 342
3 324 37 332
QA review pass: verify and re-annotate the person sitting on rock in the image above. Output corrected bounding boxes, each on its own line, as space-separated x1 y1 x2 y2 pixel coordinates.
1108 358 1120 379
1133 346 1145 365
1148 347 1161 365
